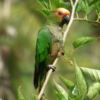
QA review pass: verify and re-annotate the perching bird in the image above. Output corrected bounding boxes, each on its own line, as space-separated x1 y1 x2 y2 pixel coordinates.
34 8 70 93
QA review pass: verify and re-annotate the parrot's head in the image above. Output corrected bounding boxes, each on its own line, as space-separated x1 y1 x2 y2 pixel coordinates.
47 8 70 27
55 8 70 26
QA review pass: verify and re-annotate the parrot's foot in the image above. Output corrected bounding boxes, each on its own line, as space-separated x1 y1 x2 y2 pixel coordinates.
58 50 65 57
48 64 56 72
62 50 65 56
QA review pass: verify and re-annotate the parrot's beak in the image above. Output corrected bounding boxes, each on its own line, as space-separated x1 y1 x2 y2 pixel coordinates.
62 14 70 25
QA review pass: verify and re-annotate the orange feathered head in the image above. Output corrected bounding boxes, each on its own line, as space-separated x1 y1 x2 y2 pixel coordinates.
55 8 70 26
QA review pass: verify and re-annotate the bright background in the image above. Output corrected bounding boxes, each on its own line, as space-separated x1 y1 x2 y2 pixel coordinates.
0 0 100 100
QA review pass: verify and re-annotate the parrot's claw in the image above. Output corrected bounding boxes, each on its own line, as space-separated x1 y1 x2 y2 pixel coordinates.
48 64 56 72
62 50 65 55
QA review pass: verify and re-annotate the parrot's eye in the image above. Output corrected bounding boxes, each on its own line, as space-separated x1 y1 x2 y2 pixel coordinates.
58 11 62 15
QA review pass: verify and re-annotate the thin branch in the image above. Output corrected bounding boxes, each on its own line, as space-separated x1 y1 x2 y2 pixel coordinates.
74 0 79 6
74 18 100 24
70 0 73 7
38 0 79 99
63 0 79 45
38 58 58 99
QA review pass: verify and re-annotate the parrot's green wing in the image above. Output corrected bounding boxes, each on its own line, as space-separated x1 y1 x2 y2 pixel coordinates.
34 25 52 89
35 25 52 70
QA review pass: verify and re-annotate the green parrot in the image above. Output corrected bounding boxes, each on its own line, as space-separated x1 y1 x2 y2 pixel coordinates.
34 8 70 92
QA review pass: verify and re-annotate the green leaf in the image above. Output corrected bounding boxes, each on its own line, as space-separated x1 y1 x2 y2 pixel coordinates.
93 1 100 14
52 0 65 9
35 0 50 9
52 0 59 9
81 0 95 14
76 4 83 12
37 9 50 17
74 96 83 100
75 0 83 12
73 37 98 49
17 86 24 100
80 67 100 82
82 0 89 14
58 74 74 90
32 94 39 100
83 82 100 100
90 0 100 6
72 84 79 97
87 4 95 14
74 59 87 99
84 0 89 9
68 90 82 100
65 2 72 10
53 90 66 100
54 80 68 100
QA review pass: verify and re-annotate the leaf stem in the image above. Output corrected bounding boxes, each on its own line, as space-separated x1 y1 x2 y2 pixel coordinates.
70 0 73 7
85 15 88 20
76 12 79 18
64 55 70 62
96 12 100 22
70 49 74 57
74 18 100 24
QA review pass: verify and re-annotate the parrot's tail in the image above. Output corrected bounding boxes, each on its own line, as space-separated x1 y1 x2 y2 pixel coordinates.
34 66 46 93
38 70 46 93
34 67 38 89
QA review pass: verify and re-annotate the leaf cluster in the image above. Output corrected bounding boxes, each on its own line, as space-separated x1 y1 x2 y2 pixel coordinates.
17 59 100 100
35 0 71 17
75 0 100 22
36 0 100 24
53 59 100 100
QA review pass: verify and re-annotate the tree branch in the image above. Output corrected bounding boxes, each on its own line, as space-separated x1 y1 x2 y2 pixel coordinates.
38 0 79 99
62 0 79 45
74 18 100 24
70 0 73 7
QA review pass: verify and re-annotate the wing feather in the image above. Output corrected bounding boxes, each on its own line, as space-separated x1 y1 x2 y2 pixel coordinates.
35 25 52 71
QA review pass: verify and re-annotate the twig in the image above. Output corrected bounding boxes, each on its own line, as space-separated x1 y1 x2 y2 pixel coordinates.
70 0 73 7
38 0 79 99
74 18 100 24
62 0 79 45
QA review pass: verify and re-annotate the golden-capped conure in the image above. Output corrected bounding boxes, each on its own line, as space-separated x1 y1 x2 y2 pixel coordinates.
34 8 70 92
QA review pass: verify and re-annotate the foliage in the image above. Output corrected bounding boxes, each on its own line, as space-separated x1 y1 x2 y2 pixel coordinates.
21 0 100 100
53 59 100 100
75 0 100 23
17 86 24 100
54 80 69 100
32 94 39 100
35 0 71 17
36 0 100 25
17 87 40 100
80 67 100 82
73 37 98 49
1 0 100 99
